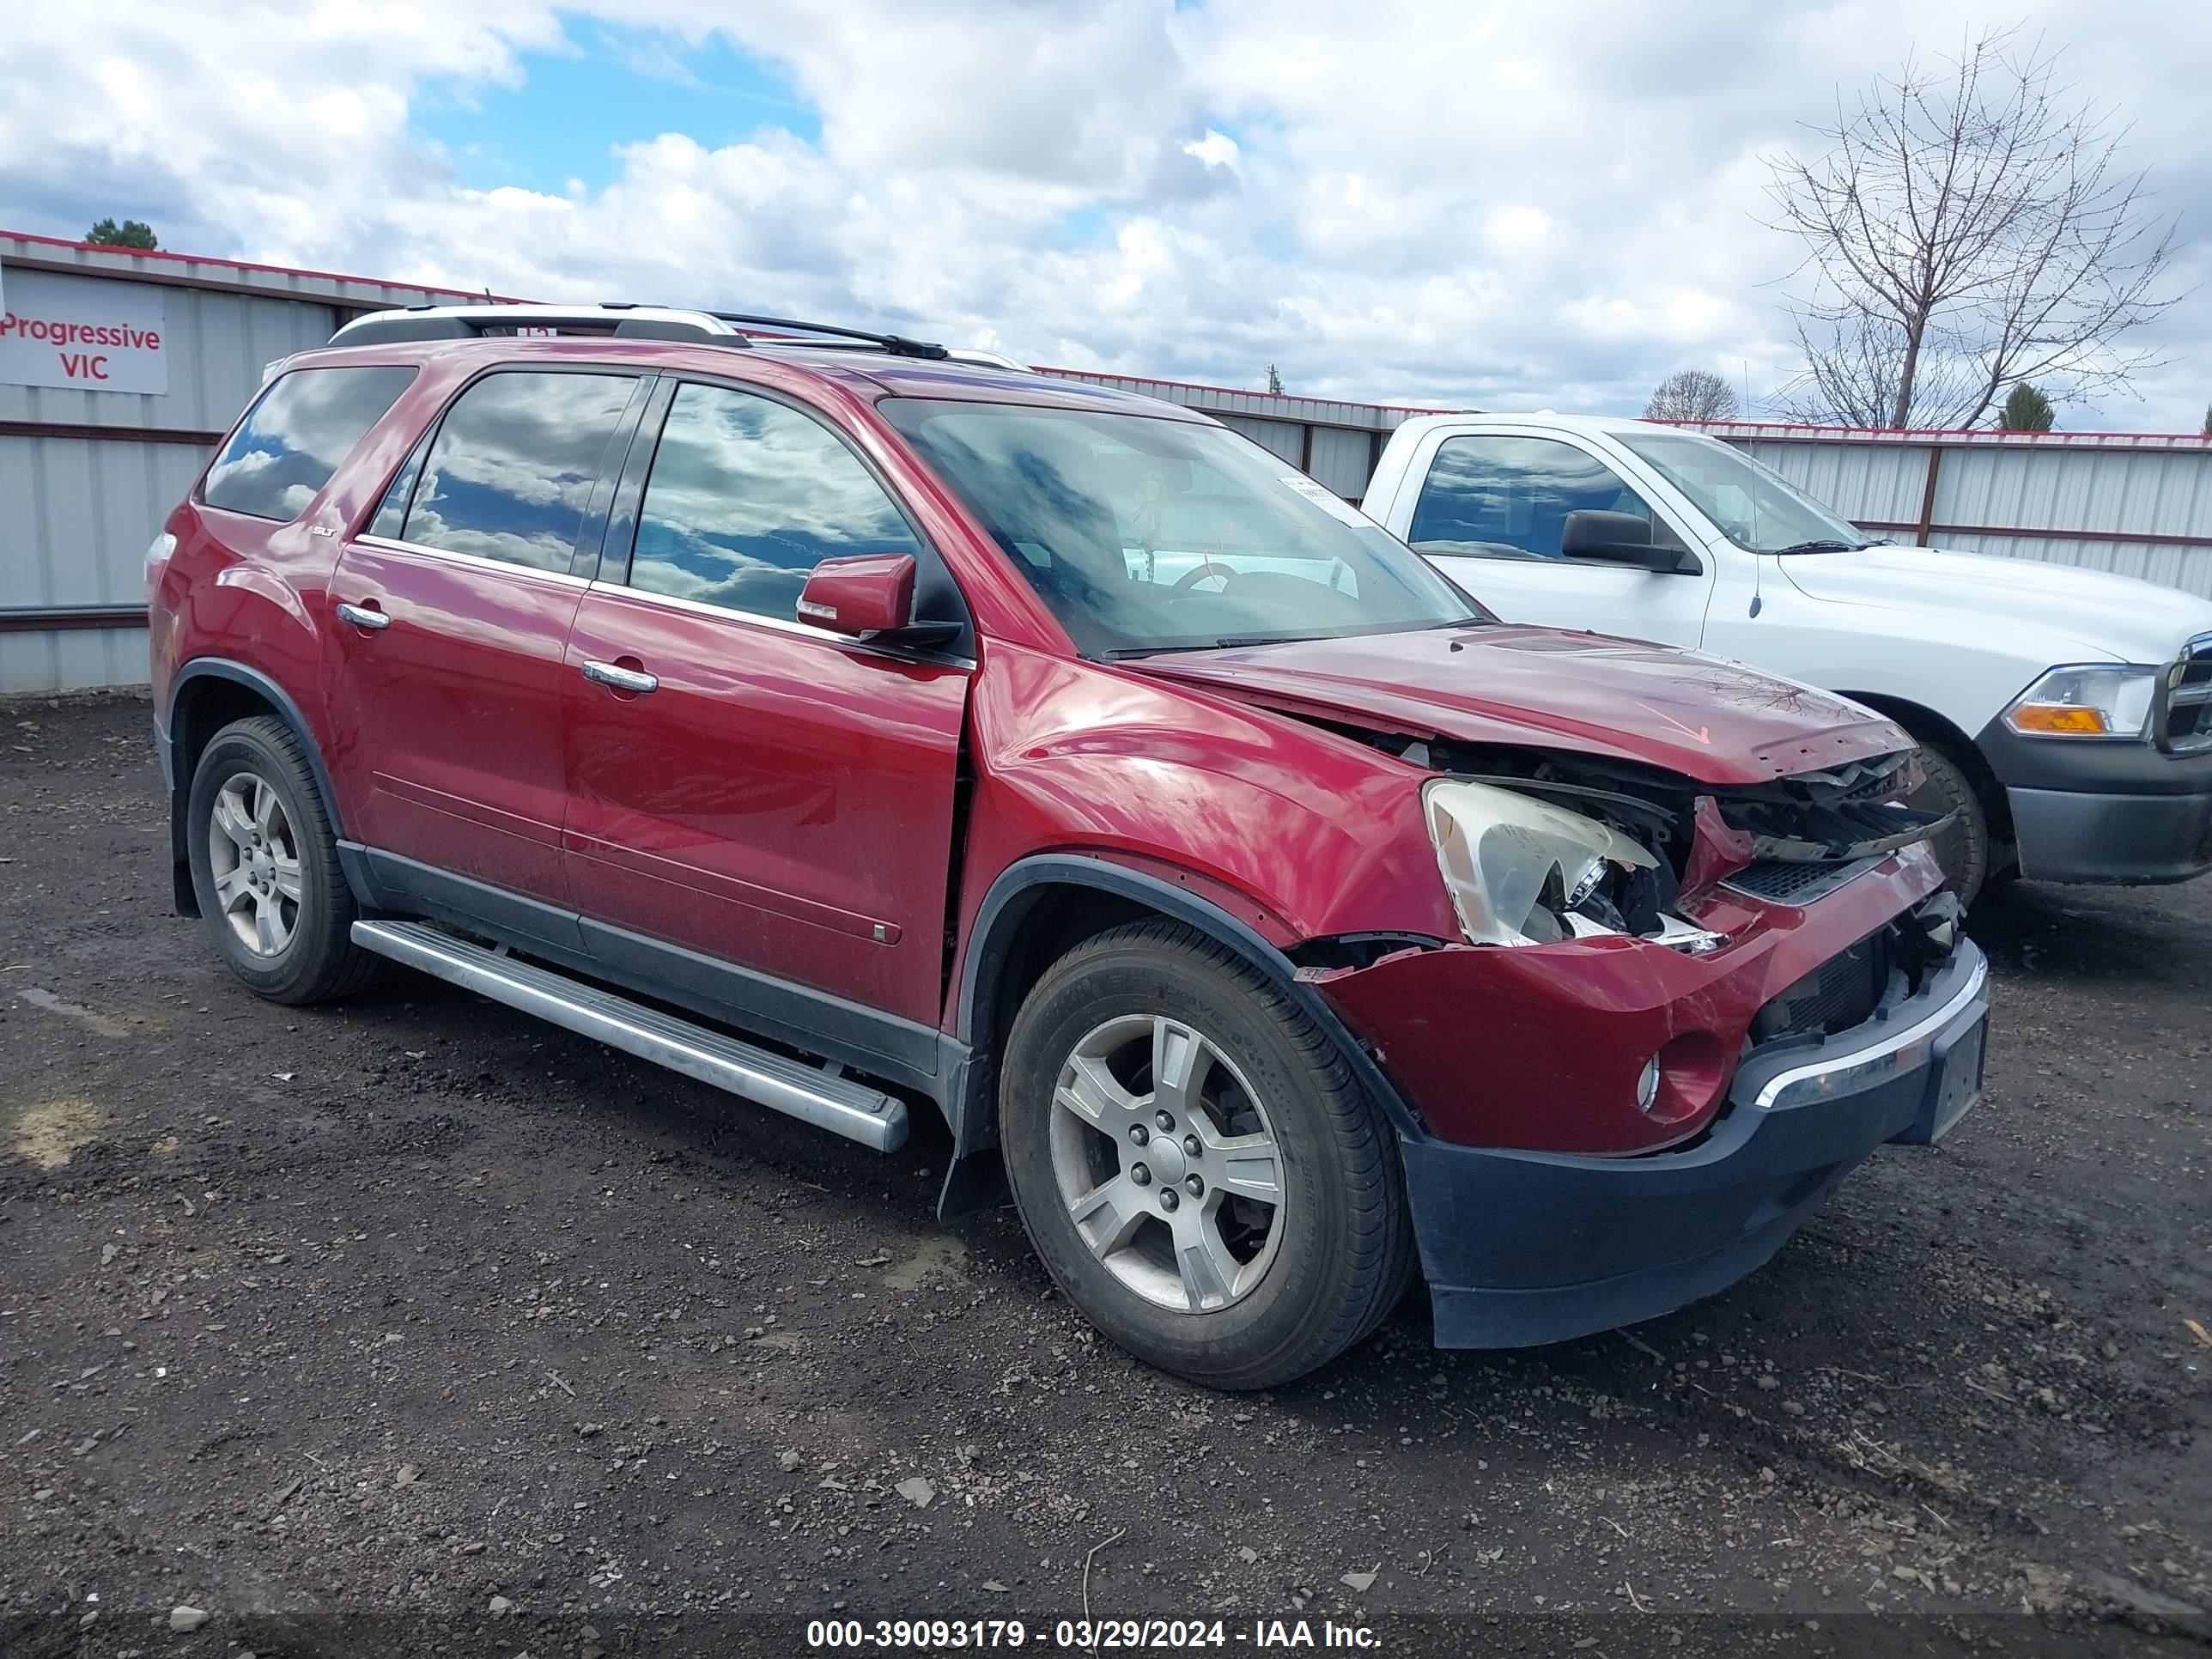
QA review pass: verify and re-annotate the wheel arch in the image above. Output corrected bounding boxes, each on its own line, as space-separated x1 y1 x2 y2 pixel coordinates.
938 854 1422 1221
1836 690 2015 847
165 660 346 916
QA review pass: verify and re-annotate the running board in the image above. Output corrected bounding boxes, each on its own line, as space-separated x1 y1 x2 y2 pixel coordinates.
350 920 908 1152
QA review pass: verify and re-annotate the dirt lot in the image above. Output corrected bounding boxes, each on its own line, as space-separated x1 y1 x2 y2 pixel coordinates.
2 691 2207 1658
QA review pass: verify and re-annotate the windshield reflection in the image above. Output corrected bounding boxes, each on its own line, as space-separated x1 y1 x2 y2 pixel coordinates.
881 399 1486 657
1619 431 1876 555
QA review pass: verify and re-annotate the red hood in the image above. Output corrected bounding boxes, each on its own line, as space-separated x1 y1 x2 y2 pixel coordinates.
1127 625 1910 787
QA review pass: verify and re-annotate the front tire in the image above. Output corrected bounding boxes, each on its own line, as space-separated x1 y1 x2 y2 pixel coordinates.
1908 744 1991 905
185 716 383 1005
1000 920 1413 1389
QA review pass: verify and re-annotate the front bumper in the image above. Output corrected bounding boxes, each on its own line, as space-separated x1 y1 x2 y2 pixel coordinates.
1978 714 2212 885
1395 942 1989 1350
2006 786 2212 884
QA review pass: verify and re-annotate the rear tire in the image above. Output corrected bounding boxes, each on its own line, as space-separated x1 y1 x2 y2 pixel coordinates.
1000 919 1413 1390
185 716 384 1005
1908 744 1990 906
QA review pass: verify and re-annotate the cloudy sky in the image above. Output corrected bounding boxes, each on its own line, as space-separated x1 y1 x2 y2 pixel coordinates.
3 0 2205 429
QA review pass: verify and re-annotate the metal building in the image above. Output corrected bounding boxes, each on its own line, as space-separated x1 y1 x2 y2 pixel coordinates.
0 232 513 692
1036 369 1441 500
9 226 2208 695
1684 421 2212 601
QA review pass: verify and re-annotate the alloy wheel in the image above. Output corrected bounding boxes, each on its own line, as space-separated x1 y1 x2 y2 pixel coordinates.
207 771 302 957
1047 1012 1285 1313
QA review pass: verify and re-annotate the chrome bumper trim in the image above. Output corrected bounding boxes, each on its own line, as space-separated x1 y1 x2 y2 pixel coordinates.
1751 950 1989 1111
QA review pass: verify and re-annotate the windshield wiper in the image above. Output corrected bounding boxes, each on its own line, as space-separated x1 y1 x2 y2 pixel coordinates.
1771 538 1874 554
1212 634 1326 649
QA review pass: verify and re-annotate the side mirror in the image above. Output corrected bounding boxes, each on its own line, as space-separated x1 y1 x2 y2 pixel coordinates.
1560 509 1680 573
796 554 963 648
798 554 918 636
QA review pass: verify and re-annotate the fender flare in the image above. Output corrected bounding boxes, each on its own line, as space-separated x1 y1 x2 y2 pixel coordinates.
940 854 1425 1219
167 658 346 838
164 659 348 915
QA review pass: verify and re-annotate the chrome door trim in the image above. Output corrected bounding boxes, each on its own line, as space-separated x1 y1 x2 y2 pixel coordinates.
352 533 593 589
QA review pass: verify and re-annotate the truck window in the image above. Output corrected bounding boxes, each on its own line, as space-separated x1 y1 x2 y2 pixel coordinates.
626 383 923 624
400 371 637 573
1407 434 1676 562
202 366 417 522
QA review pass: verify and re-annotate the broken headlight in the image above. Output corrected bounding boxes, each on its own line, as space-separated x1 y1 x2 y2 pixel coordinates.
1423 778 1659 947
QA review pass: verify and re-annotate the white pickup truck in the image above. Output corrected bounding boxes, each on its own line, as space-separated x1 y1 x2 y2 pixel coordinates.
1359 413 2212 900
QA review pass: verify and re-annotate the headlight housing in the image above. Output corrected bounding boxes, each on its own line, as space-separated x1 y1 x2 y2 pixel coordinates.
2002 664 2156 740
1424 778 1657 946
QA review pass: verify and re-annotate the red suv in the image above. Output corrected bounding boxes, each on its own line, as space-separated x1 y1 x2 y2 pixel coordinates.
149 305 1989 1388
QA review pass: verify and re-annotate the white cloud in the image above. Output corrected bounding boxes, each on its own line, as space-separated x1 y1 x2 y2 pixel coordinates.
0 0 2205 428
1183 130 1241 172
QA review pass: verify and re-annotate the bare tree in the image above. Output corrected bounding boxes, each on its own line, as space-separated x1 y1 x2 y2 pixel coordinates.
1644 369 1741 422
1766 27 2181 428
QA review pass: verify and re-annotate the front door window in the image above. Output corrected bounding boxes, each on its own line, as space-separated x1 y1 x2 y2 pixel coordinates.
1407 434 1682 562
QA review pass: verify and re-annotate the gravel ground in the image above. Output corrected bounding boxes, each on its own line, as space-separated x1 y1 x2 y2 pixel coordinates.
2 690 2207 1658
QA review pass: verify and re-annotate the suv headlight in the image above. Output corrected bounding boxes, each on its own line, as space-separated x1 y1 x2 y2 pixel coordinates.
1424 778 1656 946
2002 665 2156 739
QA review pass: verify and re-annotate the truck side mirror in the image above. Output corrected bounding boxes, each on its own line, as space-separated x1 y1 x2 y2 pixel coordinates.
1561 510 1683 573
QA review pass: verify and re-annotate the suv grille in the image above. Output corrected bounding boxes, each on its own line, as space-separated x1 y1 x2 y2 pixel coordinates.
1722 854 1881 907
2165 634 2212 753
1750 925 1892 1044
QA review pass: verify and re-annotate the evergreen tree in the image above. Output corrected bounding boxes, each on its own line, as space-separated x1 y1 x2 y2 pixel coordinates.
86 218 159 250
1998 382 2055 431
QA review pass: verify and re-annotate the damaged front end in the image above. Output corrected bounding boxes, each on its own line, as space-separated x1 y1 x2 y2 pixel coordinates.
1293 728 1966 1158
1392 737 1951 951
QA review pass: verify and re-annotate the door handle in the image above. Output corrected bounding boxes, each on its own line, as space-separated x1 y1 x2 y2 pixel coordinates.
581 659 658 695
336 601 390 631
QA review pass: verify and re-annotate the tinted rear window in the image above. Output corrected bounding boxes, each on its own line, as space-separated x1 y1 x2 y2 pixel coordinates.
202 366 417 521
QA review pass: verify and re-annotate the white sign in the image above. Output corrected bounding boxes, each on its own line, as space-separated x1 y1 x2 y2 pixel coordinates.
1278 471 1374 529
0 267 168 395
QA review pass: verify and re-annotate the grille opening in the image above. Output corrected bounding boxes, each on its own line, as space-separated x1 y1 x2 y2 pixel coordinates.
1722 854 1882 907
1750 926 1893 1044
2164 639 2212 752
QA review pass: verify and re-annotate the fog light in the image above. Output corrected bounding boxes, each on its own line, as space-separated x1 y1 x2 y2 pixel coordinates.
1635 1055 1662 1113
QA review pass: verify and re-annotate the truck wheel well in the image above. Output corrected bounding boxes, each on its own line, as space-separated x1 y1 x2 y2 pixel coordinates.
1838 691 2015 847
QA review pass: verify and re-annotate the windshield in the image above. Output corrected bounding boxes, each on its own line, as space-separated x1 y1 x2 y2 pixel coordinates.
1617 431 1877 554
880 398 1488 656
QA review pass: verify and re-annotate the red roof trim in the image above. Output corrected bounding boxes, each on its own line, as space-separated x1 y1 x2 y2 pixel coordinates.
2 228 527 304
1665 416 2212 443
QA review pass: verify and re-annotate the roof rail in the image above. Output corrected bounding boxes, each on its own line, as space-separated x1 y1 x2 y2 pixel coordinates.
328 303 753 349
708 313 948 360
945 348 1029 371
325 301 1002 368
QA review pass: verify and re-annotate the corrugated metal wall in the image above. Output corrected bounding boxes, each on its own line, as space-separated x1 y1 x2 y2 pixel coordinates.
1215 413 1305 463
1039 367 1427 505
0 232 519 694
1 277 347 692
1706 425 2212 600
1306 426 1377 499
